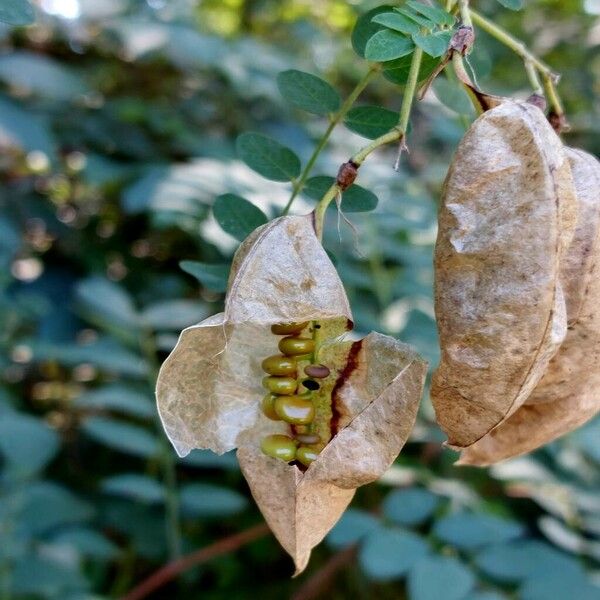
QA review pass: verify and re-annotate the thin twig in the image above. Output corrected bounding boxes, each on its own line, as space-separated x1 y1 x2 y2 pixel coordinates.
121 523 271 600
281 66 380 216
313 48 424 240
291 546 357 600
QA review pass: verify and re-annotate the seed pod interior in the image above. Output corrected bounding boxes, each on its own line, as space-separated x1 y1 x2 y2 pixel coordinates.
432 101 577 449
156 214 428 574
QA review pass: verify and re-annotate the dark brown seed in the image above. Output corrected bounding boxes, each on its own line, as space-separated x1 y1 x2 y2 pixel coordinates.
304 364 331 378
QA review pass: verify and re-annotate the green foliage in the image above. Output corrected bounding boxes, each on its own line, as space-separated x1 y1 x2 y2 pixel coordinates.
372 12 420 36
236 133 301 182
413 31 454 58
213 193 268 241
344 105 399 139
383 52 440 84
304 176 378 212
496 0 524 10
359 528 429 580
352 6 394 58
408 556 474 600
0 0 34 26
180 261 230 292
365 30 415 62
277 70 341 115
383 487 440 526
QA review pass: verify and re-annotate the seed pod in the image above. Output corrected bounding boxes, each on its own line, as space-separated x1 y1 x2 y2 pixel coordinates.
261 434 297 462
261 355 297 376
274 395 315 425
304 364 331 378
261 394 281 421
296 446 319 467
262 376 298 395
459 148 600 465
279 336 315 356
156 215 427 575
271 322 309 335
432 101 577 450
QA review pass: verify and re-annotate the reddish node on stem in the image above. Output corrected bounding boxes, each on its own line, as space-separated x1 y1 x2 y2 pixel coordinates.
336 161 358 191
450 26 475 56
548 109 570 134
526 93 547 111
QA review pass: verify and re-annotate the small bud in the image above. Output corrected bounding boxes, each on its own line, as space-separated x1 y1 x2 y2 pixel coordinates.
526 93 547 111
450 26 475 56
336 161 358 191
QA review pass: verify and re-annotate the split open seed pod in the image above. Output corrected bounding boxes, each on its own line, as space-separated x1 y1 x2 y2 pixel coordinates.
431 101 577 452
156 214 427 574
459 148 600 465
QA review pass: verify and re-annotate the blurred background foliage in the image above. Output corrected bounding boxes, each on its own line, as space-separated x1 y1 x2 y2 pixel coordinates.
0 0 599 598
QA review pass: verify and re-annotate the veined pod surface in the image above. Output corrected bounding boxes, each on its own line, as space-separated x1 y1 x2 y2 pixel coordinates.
156 214 427 575
431 102 577 450
459 148 600 465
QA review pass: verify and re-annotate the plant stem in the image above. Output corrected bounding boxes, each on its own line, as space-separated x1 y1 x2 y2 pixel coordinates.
458 0 472 27
469 9 564 116
314 49 423 241
281 66 380 216
121 523 270 600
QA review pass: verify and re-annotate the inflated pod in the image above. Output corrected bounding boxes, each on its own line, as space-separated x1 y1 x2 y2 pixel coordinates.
156 214 427 575
459 148 600 465
431 101 577 450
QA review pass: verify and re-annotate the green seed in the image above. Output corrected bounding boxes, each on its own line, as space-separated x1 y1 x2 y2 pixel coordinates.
304 364 331 378
274 395 315 425
262 376 298 395
271 322 309 335
261 394 281 421
278 336 315 356
294 433 321 445
293 424 310 435
296 446 319 467
261 354 297 376
260 434 297 462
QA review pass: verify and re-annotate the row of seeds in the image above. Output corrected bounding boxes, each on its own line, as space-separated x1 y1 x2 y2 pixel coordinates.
259 322 330 466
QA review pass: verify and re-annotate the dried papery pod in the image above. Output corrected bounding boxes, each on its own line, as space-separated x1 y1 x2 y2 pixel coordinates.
459 148 600 465
431 101 577 450
238 332 426 574
156 214 427 573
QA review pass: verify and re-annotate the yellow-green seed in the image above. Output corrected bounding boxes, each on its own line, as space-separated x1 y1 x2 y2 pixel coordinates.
261 393 281 421
261 354 297 376
262 376 298 395
296 446 319 466
260 434 297 462
278 336 315 356
274 395 315 425
295 433 321 445
271 322 309 335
